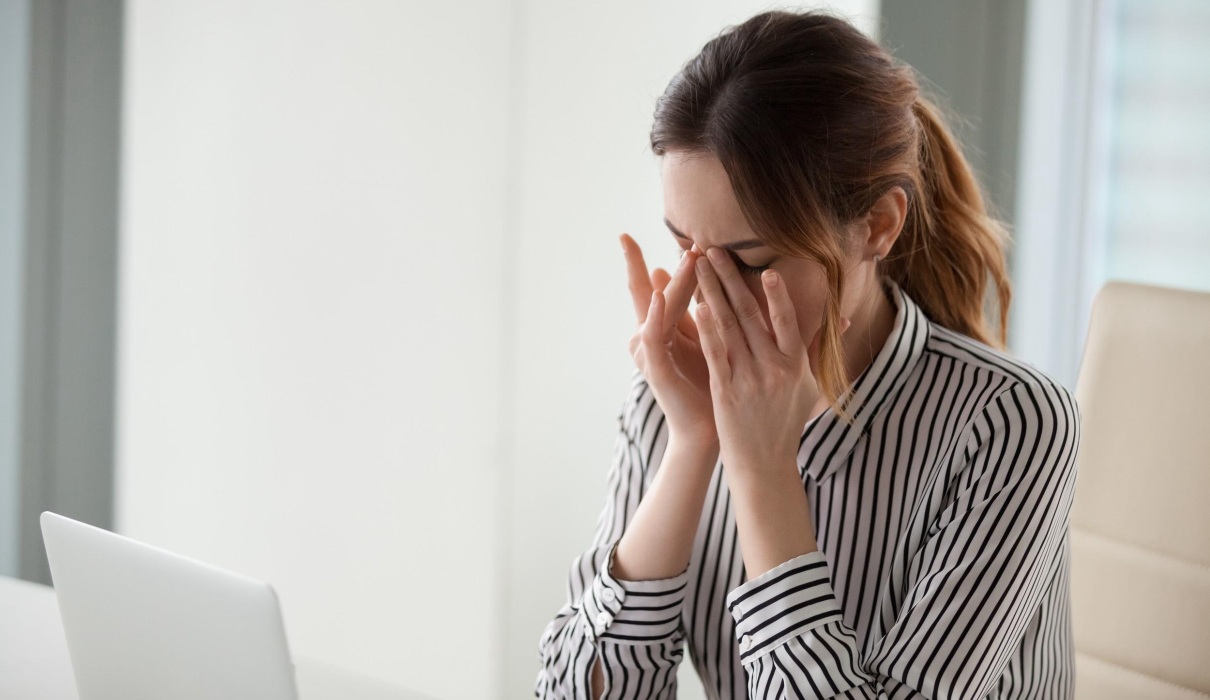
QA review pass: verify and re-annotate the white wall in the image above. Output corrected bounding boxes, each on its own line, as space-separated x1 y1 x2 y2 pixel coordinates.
117 1 877 698
117 2 512 697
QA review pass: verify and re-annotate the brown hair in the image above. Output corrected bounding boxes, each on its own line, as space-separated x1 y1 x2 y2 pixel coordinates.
650 8 1012 424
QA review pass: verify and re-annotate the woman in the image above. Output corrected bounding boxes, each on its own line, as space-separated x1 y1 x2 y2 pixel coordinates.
536 9 1080 700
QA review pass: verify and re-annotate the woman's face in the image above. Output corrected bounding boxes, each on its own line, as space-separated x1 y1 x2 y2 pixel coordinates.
660 150 862 353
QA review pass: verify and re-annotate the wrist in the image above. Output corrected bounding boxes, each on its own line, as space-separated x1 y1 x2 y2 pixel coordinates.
717 444 798 482
663 435 720 474
724 457 801 494
726 465 818 578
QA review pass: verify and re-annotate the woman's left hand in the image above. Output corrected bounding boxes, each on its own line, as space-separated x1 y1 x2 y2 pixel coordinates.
693 247 852 479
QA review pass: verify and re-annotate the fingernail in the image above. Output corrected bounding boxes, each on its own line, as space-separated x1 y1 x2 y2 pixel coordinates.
763 270 778 287
707 247 724 263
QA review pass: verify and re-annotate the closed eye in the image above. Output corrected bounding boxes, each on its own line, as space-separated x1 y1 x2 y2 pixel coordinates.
732 256 773 278
673 238 776 278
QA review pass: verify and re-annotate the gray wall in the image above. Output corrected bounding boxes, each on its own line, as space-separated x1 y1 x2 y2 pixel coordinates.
881 0 1028 228
0 0 32 578
0 0 123 584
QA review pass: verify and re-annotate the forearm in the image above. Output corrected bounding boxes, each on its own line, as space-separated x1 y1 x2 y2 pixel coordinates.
610 437 718 581
591 436 716 700
726 464 818 579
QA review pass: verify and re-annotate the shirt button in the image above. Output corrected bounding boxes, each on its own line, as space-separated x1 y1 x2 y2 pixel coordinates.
601 587 616 603
733 606 743 621
740 634 753 651
596 611 612 628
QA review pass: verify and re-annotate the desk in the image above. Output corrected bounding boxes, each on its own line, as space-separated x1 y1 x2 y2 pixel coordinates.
0 575 433 700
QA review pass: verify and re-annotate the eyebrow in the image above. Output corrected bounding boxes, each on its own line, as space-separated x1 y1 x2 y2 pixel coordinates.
663 218 767 251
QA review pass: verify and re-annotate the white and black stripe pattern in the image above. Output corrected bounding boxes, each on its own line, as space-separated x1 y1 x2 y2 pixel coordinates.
535 276 1081 699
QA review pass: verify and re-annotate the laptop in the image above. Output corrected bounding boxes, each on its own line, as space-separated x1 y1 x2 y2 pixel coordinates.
40 511 299 700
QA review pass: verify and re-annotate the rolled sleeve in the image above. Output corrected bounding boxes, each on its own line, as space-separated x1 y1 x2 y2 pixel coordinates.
582 541 690 644
725 550 847 663
727 549 878 695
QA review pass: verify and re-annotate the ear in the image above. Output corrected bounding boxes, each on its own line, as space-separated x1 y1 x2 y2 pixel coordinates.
861 186 907 261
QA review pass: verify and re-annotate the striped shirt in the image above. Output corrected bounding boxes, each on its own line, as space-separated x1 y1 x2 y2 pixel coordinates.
535 275 1081 699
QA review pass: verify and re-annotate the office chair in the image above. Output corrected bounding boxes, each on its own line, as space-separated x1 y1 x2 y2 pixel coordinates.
1071 280 1210 699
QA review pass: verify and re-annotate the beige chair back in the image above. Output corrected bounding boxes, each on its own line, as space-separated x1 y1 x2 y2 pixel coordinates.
1072 280 1210 699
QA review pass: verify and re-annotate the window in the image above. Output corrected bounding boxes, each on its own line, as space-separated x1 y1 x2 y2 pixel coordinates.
1012 0 1209 388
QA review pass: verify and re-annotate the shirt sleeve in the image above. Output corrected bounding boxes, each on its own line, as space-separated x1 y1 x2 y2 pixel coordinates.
722 379 1081 699
535 369 693 699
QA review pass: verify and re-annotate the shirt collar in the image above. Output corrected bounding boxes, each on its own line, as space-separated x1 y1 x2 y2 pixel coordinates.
798 276 931 483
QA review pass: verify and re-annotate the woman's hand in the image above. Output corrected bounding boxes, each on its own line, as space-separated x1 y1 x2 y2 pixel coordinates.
621 233 718 447
692 246 852 478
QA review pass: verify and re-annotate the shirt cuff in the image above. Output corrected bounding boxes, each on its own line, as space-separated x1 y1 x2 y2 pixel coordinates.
724 549 845 663
578 540 689 645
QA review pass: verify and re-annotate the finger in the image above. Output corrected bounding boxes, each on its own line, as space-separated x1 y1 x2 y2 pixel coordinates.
695 253 752 363
676 307 701 342
641 290 673 379
762 269 800 357
657 257 702 341
621 233 654 324
651 267 671 293
703 247 776 357
694 303 731 384
660 248 702 337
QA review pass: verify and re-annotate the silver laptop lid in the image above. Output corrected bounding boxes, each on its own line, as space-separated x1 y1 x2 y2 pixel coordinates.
40 511 298 700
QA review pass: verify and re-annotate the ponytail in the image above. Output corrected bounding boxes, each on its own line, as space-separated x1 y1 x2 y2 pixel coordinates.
891 94 1013 350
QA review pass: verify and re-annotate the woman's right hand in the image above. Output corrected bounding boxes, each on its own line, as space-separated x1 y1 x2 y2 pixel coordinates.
621 232 718 448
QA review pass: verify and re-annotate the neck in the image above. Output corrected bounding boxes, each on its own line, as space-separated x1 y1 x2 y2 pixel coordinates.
809 276 897 419
846 276 897 382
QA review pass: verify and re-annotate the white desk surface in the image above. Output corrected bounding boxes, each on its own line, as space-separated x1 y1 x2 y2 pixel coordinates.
0 574 434 700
